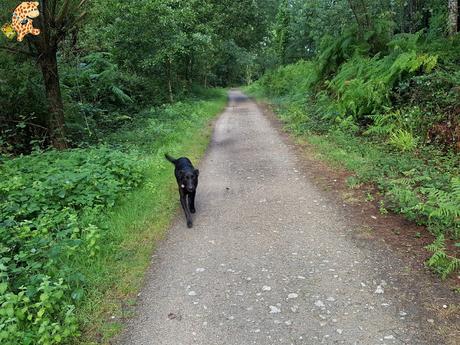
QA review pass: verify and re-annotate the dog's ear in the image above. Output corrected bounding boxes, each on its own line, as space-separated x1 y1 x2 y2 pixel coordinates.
194 169 199 176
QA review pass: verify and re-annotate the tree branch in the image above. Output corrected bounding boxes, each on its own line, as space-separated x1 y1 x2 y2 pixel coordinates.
3 119 49 132
0 45 34 57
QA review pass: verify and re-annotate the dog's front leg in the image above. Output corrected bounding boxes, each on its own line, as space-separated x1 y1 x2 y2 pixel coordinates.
180 190 193 228
189 191 196 214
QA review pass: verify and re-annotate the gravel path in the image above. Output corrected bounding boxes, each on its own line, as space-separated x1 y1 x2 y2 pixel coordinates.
118 90 454 345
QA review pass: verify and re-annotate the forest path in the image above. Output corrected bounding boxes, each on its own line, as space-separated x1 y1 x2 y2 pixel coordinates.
118 90 453 345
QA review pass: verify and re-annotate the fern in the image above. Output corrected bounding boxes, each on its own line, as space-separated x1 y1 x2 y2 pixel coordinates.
326 35 438 123
389 129 417 151
417 177 460 237
426 234 460 279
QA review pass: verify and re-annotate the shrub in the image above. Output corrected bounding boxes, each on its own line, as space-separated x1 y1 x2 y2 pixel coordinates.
327 48 437 123
0 148 143 344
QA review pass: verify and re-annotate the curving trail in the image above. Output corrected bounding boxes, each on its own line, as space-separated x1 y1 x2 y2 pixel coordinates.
118 90 456 345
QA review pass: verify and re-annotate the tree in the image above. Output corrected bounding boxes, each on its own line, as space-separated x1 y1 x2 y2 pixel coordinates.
347 0 372 37
1 0 87 149
274 0 291 65
449 0 458 36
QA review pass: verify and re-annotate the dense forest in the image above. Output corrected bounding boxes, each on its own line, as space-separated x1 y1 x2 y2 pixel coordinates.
0 0 459 344
0 0 280 151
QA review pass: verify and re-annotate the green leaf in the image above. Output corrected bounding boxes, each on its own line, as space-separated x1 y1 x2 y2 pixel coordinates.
37 308 46 318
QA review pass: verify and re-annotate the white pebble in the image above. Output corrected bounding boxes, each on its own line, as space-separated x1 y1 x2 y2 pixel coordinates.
315 300 325 308
374 286 384 294
269 306 281 314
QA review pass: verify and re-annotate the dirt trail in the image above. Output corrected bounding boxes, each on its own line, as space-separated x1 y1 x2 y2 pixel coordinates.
118 90 458 345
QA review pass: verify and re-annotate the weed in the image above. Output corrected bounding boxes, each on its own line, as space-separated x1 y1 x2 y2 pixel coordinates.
346 176 361 189
379 200 389 215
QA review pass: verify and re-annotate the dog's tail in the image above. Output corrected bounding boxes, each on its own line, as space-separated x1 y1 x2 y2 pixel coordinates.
164 153 177 164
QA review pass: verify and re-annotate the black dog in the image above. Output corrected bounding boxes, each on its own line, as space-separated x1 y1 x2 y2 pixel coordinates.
165 154 199 228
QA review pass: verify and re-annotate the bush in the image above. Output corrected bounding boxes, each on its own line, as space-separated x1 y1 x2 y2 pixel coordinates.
327 48 437 123
249 60 317 98
0 148 143 344
0 53 48 154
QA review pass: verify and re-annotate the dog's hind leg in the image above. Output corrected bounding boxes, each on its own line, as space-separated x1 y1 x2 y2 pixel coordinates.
180 192 193 228
189 191 196 214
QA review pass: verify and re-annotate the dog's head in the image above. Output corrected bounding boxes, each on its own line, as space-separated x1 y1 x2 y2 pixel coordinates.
180 169 199 192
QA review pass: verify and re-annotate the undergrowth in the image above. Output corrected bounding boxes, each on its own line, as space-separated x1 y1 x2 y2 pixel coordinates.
0 149 143 344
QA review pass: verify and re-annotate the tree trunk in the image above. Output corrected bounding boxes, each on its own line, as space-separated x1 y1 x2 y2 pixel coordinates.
168 58 174 103
358 0 371 30
187 56 193 88
347 0 364 37
449 0 458 36
39 49 67 149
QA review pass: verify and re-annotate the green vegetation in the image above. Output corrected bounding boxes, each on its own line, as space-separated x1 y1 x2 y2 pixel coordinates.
1 149 143 344
247 1 460 279
0 0 277 152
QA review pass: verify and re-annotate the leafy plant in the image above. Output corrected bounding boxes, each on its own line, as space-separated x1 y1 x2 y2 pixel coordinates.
389 129 418 151
0 148 143 343
426 235 460 279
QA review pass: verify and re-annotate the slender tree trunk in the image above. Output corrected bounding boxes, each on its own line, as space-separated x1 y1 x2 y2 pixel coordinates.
168 58 174 103
188 56 193 88
168 78 173 103
39 49 67 149
358 0 371 30
1 0 86 150
449 0 458 36
347 0 364 37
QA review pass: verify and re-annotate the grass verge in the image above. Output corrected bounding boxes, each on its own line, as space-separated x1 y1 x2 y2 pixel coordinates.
74 89 227 344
